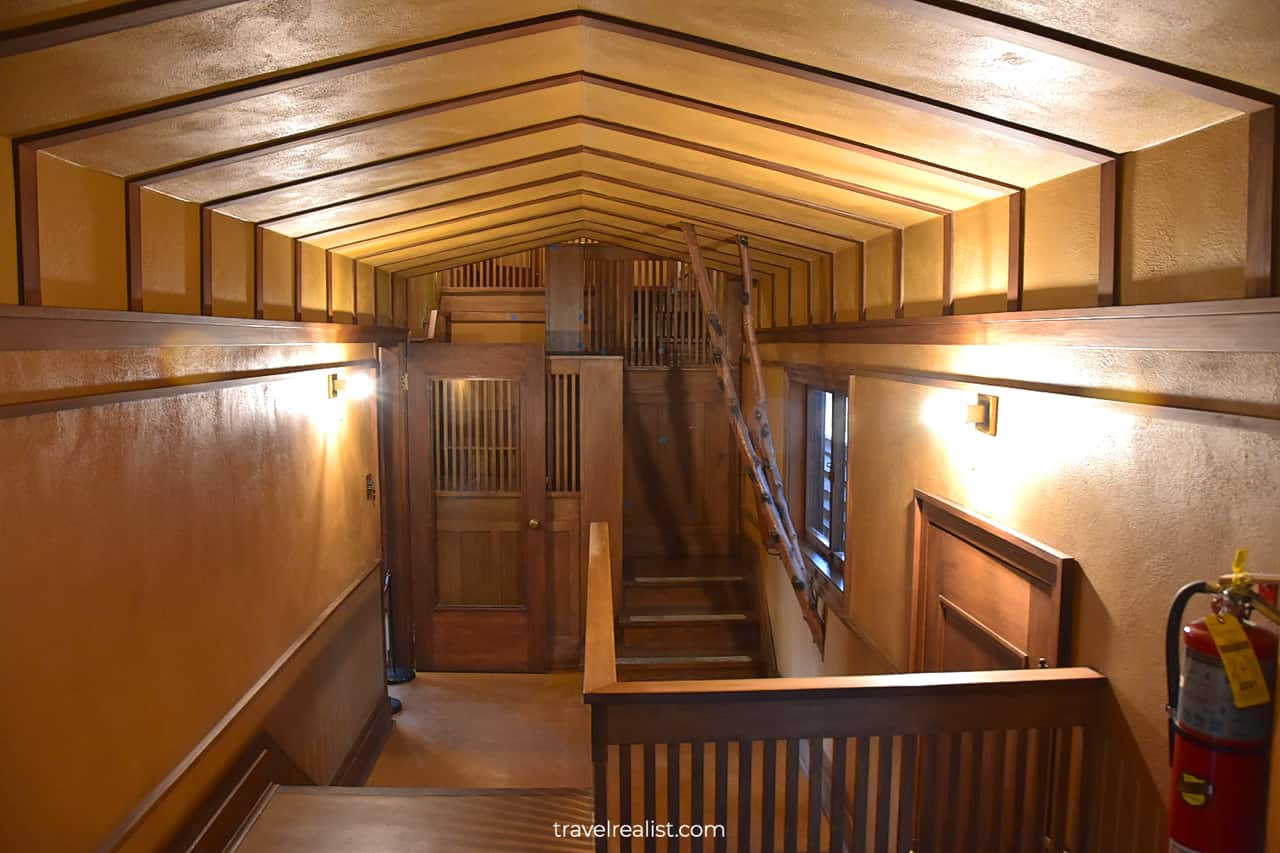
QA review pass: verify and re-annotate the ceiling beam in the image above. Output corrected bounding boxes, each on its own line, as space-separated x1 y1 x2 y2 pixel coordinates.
864 0 1274 112
16 10 1116 167
0 0 253 59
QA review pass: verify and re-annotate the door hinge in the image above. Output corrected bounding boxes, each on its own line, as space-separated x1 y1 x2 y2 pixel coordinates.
401 373 409 392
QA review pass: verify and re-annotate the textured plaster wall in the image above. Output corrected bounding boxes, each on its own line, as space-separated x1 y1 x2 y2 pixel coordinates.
832 244 862 321
1121 114 1248 303
862 231 896 319
902 217 943 317
1023 165 1100 310
0 342 384 852
298 241 328 321
209 211 253 318
36 152 127 309
751 340 1280 850
260 227 295 320
952 193 1009 314
140 188 200 315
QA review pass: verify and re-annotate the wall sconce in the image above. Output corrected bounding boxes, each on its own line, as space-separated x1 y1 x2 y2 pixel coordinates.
966 393 998 435
327 371 375 401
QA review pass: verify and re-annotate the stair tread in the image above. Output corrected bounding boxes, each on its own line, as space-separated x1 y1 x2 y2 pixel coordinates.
626 575 746 585
623 556 745 579
620 610 754 623
617 652 758 665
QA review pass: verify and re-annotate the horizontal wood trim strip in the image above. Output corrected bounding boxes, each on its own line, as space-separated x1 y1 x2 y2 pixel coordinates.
448 314 545 323
0 359 377 421
0 305 406 350
763 360 1280 434
100 561 382 851
756 297 1280 352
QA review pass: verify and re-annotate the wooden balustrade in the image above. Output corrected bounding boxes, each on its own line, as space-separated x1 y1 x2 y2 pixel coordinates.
583 522 1107 853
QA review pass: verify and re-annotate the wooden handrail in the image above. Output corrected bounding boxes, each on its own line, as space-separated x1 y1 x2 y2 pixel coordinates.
583 521 1108 853
583 521 616 693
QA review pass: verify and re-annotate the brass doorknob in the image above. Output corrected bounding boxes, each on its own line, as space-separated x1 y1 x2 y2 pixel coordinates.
528 518 542 530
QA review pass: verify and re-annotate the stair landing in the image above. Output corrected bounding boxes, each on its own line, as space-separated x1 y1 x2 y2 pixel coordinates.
233 786 593 852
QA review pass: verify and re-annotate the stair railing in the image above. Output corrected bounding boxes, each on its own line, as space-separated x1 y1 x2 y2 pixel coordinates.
584 522 1107 853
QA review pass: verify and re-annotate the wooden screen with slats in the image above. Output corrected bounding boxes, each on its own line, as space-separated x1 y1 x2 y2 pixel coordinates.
431 379 521 494
583 258 725 368
547 369 581 495
438 247 547 290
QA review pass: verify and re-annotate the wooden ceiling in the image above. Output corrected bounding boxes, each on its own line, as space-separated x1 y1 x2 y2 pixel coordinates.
2 0 1275 276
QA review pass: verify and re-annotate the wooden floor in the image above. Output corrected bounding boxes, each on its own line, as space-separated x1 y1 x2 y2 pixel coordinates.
367 671 593 788
234 787 594 852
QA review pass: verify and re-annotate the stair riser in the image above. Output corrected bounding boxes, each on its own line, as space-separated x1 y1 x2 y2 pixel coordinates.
623 584 752 611
620 622 758 653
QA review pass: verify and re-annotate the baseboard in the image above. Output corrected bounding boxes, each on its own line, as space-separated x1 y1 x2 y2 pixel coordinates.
331 693 393 787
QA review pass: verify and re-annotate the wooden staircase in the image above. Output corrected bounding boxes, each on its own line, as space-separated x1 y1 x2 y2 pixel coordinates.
615 556 766 681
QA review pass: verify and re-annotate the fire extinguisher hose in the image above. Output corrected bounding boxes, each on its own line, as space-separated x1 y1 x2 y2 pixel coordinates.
1166 580 1212 762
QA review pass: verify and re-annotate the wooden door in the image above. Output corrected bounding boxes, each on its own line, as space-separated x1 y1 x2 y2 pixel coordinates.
911 489 1075 673
408 344 547 672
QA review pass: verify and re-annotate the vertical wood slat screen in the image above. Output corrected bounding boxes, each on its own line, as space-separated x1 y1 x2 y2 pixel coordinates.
602 724 1094 853
431 379 520 493
546 366 581 494
583 259 723 367
439 247 547 289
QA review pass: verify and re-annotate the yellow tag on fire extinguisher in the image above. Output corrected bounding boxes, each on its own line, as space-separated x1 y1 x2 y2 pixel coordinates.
1204 612 1271 709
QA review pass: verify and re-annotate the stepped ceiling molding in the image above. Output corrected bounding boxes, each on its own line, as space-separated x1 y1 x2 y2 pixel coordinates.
2 0 1275 272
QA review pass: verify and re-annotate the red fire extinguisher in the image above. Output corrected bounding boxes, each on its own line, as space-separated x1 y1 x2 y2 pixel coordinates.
1166 566 1278 853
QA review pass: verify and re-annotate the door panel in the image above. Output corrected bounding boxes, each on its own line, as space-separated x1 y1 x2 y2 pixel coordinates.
408 343 546 672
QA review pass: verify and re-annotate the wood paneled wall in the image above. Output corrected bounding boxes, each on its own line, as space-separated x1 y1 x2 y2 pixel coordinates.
547 356 623 667
623 368 738 558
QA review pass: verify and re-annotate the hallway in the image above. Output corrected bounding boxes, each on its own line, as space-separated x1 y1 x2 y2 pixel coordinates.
368 672 593 789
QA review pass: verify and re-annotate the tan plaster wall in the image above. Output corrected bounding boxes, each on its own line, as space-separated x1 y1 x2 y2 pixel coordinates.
209 212 253 318
0 343 385 852
903 217 943 317
36 152 126 309
1121 115 1248 304
751 340 1280 850
1023 166 1100 310
140 189 200 315
260 227 295 321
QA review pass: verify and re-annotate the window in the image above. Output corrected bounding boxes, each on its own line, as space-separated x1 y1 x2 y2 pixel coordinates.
798 387 848 588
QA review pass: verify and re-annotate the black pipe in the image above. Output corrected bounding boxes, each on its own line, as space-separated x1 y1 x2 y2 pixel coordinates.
1166 580 1211 762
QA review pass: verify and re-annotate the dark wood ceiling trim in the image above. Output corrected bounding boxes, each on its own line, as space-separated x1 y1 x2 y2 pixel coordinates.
291 239 303 322
0 304 405 350
285 157 887 244
360 206 588 265
584 148 903 231
1097 159 1120 307
893 230 906 319
401 231 593 275
259 148 585 227
251 139 901 236
199 206 213 315
0 0 253 59
15 13 583 146
387 222 591 274
870 0 1275 112
203 115 945 220
1246 107 1276 298
575 207 818 267
340 190 835 262
941 213 954 315
572 218 794 274
13 10 1123 166
253 224 264 320
756 296 1280 353
128 73 586 184
125 181 143 310
360 197 819 267
134 68 1015 196
298 171 588 242
338 190 586 257
579 14 1116 163
13 143 40 306
584 73 1019 193
1007 189 1025 311
580 116 952 215
201 117 582 208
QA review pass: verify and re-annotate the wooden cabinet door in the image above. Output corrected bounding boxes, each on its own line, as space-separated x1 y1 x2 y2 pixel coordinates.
408 344 547 672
